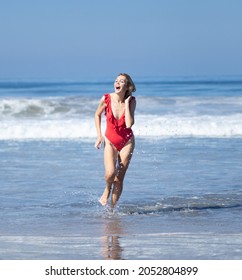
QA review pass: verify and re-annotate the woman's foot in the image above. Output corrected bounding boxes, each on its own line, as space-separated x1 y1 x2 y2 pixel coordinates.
99 195 108 206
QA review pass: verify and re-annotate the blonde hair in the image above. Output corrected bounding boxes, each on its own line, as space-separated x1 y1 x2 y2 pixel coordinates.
118 73 136 99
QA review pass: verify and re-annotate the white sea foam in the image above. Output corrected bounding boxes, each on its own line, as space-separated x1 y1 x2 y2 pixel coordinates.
1 96 242 140
1 114 242 140
0 119 96 140
135 114 242 138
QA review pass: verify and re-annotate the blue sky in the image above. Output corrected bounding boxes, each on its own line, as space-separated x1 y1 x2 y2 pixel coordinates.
0 0 242 80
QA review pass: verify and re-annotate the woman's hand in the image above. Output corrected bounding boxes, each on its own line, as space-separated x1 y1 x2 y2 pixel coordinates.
125 96 131 106
94 136 103 149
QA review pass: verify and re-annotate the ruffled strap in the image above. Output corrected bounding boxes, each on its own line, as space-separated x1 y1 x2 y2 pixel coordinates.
104 94 110 115
104 93 110 105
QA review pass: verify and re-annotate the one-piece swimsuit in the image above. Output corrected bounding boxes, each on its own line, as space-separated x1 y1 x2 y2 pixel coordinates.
104 93 134 151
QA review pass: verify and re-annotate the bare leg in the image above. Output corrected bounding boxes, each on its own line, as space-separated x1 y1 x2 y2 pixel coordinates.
99 139 118 206
111 137 135 208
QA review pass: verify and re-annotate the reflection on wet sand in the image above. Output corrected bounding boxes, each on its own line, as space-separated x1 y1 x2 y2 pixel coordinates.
101 217 124 260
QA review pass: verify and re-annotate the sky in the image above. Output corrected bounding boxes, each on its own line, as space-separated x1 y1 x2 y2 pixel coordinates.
0 0 242 80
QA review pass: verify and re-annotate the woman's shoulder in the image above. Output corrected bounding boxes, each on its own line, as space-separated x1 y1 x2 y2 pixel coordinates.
103 93 111 104
103 93 112 98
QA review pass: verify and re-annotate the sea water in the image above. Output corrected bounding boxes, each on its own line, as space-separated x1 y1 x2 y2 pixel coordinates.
0 77 242 259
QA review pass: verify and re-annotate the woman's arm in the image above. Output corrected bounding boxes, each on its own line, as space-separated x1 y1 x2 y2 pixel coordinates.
125 96 136 128
94 96 106 149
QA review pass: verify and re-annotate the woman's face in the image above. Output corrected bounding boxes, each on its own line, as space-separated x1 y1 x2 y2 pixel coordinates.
114 75 128 94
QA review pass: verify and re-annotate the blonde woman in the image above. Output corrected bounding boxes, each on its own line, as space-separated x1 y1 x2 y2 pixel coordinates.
95 73 136 208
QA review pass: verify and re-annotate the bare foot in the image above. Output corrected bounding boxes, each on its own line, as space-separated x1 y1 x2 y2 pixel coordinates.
99 196 108 206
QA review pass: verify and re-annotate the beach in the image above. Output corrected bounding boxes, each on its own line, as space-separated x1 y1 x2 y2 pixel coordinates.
0 78 242 259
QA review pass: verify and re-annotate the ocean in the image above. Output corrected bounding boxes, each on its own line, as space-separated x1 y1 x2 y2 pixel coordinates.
0 76 242 260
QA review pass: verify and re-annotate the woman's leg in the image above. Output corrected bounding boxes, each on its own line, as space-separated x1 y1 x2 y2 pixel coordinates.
111 137 135 207
99 140 118 206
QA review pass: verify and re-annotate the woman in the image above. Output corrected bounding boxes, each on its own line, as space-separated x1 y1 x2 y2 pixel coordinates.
94 73 136 208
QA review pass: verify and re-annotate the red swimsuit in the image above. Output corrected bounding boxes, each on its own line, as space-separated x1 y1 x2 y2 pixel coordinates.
104 94 134 151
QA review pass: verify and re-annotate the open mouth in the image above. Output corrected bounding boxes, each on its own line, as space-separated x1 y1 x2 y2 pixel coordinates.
116 86 121 90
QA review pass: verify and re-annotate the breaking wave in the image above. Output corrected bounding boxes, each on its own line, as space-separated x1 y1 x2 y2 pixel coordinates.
1 96 242 140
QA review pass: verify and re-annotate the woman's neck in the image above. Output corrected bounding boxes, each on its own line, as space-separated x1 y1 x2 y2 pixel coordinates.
112 92 125 102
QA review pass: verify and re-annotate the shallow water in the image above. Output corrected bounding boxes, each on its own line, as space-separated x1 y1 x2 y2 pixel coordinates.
0 138 242 259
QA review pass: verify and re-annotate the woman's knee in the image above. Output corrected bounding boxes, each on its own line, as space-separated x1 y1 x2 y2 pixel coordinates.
105 170 116 183
114 172 125 185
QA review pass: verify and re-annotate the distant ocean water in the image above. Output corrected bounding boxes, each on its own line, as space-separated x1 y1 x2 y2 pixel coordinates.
0 76 242 259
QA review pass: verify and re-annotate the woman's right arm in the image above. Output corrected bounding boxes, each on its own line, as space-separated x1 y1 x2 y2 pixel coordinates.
94 96 106 149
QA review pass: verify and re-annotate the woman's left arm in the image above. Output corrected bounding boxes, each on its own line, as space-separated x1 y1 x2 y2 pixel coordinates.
125 96 136 128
